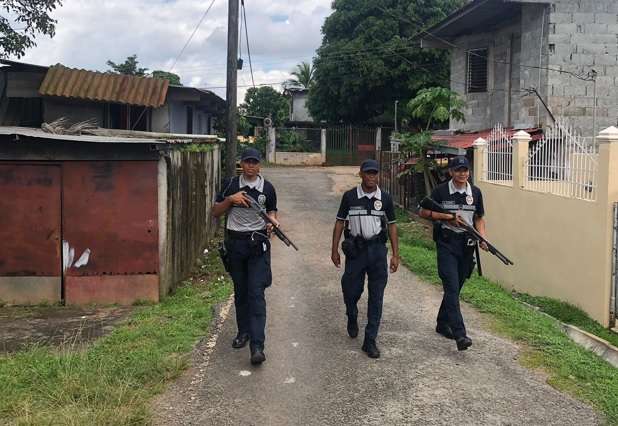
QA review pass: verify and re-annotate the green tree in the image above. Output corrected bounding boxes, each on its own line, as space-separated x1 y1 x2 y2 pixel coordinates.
239 86 288 127
151 70 182 85
285 62 314 89
399 87 465 194
407 87 465 131
307 0 464 124
106 54 148 76
0 0 63 58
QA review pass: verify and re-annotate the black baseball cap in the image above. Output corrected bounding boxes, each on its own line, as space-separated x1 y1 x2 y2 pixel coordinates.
360 159 379 172
240 147 261 162
449 156 470 170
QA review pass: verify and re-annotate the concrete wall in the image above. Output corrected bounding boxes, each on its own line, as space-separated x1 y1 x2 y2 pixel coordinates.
152 105 170 133
450 19 525 131
290 92 313 123
168 102 214 135
473 128 618 327
273 152 324 166
43 98 105 126
448 0 618 138
160 145 221 296
546 0 618 138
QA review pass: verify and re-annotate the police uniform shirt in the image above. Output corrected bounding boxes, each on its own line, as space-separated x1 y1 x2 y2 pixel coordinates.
336 185 396 239
430 180 484 237
216 175 277 232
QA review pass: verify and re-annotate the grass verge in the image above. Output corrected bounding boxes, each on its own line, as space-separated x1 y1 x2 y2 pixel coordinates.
397 210 618 425
0 242 232 425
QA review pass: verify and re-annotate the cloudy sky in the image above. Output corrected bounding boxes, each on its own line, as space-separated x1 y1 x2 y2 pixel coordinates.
16 0 333 102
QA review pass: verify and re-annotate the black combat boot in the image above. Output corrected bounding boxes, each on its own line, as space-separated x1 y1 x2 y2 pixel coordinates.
347 316 359 338
456 336 472 351
361 339 380 359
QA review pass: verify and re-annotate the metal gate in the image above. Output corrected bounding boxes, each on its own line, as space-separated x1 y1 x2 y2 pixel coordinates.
62 161 159 305
326 126 377 166
0 163 62 303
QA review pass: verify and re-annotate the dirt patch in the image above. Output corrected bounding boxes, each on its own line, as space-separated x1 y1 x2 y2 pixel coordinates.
327 166 360 195
0 305 134 353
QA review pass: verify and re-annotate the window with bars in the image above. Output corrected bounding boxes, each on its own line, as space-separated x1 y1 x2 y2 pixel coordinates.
467 48 488 93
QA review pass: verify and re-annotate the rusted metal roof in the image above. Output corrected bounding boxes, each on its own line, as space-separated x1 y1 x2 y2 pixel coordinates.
39 64 169 108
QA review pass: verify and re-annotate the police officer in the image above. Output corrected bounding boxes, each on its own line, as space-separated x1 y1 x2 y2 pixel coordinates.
419 156 488 351
212 148 279 365
331 159 399 359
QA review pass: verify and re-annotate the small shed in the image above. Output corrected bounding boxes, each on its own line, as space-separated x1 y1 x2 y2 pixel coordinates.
0 127 222 305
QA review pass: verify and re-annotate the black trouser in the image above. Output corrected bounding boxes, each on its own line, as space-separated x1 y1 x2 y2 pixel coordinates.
436 237 475 339
341 241 388 341
226 235 272 351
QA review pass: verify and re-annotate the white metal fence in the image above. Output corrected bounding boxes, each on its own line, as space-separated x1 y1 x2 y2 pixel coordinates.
482 123 513 186
524 121 598 201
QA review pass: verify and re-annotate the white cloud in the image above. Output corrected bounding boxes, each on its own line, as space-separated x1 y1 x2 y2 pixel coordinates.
16 0 331 103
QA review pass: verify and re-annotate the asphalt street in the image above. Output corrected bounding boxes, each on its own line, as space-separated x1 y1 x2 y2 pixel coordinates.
154 166 599 426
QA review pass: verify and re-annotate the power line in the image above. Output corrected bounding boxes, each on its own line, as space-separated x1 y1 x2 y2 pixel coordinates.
241 0 255 88
132 0 217 130
169 0 217 73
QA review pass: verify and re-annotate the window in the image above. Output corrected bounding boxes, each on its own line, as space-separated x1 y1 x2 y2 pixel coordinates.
105 104 150 131
467 48 488 93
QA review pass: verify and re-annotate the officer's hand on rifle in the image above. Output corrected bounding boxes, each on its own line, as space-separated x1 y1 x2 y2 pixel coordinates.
266 216 280 238
479 241 489 251
228 191 251 207
331 250 341 268
447 213 468 228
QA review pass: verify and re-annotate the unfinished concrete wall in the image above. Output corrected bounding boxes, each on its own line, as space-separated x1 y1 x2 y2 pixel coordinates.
160 145 221 296
546 0 618 138
450 19 524 132
515 3 551 130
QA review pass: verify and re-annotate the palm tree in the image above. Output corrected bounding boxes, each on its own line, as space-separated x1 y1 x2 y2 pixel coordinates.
285 62 314 89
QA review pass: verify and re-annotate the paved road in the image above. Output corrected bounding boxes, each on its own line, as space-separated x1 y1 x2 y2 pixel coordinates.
154 167 599 425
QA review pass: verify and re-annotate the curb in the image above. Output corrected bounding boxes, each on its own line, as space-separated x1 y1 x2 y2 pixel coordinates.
519 299 618 368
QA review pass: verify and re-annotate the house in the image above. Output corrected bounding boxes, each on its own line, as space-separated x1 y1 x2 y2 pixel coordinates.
421 0 618 148
0 127 222 306
0 60 224 134
285 87 314 124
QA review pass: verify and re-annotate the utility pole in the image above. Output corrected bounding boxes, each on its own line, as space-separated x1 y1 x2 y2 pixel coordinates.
225 0 240 178
394 100 399 133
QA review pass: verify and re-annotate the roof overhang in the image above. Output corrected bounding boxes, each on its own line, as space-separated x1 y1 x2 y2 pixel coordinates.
0 126 222 145
0 59 49 72
420 0 531 49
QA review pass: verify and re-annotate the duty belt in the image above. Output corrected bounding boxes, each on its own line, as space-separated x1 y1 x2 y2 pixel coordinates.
227 229 268 240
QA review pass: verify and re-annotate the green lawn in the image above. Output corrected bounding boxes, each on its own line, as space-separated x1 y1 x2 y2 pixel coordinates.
0 245 232 425
397 210 618 425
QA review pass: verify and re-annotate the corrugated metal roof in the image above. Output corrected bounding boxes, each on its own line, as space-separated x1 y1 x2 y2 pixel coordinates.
431 127 543 149
0 126 226 145
39 64 169 108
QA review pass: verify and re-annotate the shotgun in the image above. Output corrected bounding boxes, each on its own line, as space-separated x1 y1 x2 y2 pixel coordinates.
419 197 513 266
247 197 299 251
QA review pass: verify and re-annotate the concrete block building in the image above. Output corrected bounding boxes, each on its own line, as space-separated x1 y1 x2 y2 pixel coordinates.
421 0 618 139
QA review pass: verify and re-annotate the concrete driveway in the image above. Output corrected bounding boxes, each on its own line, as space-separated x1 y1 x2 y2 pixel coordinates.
154 167 599 425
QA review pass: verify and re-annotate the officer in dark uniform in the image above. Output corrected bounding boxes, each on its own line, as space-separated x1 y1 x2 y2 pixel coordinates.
331 159 400 359
419 156 488 351
212 148 279 365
